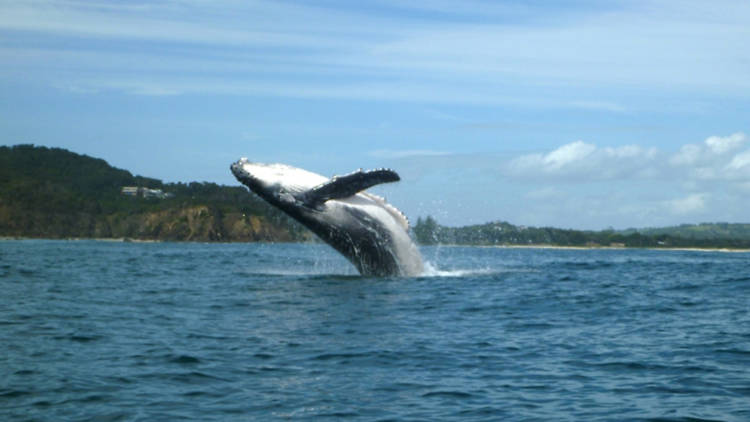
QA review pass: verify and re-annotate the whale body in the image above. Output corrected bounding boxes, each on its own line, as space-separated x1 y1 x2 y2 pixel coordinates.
230 158 423 276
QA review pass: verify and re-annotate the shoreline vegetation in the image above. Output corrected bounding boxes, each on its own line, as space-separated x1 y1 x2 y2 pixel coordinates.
2 236 749 253
411 216 750 250
3 144 750 250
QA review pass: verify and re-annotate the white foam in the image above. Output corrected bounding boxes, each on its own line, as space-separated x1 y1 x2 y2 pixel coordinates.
419 261 497 278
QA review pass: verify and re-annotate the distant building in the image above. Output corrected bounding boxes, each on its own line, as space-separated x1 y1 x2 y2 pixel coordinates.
142 188 164 198
121 186 139 196
121 186 173 199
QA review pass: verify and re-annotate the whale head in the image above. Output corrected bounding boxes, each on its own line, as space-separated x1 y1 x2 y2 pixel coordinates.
230 158 327 207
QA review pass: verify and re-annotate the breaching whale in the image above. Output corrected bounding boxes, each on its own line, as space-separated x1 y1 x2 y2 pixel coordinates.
230 158 424 277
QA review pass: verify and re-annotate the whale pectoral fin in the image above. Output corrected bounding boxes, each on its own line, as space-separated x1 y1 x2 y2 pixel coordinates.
305 168 400 207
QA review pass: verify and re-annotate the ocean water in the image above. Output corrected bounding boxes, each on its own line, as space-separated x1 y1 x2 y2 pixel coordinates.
1 240 749 421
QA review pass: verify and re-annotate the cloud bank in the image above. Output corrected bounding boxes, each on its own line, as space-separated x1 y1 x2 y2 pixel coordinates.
506 133 748 184
381 132 749 228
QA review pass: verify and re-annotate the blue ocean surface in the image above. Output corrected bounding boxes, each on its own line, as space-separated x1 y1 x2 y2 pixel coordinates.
1 240 749 421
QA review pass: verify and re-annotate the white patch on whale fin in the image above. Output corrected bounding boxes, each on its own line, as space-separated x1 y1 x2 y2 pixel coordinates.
305 168 400 207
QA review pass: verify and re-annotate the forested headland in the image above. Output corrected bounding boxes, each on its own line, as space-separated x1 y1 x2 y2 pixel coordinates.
0 144 309 241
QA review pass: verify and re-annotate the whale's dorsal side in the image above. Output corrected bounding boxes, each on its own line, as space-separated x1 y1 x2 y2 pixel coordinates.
304 168 400 208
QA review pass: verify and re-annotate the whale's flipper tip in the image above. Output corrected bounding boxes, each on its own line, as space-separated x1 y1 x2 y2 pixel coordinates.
305 168 400 206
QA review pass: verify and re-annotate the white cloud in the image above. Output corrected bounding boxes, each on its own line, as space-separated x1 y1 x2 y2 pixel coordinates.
706 133 746 154
668 132 750 181
665 193 707 215
670 132 747 166
670 144 702 166
505 133 750 188
543 141 596 170
727 150 750 171
509 141 592 174
508 141 658 180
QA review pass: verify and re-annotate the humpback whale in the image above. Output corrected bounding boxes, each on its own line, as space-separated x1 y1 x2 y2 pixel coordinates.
230 158 424 277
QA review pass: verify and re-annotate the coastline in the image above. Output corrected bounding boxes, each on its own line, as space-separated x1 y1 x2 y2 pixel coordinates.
0 236 161 243
3 236 749 252
0 236 319 245
420 243 750 253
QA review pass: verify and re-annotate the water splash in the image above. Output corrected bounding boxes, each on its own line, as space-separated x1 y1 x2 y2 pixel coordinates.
420 261 496 278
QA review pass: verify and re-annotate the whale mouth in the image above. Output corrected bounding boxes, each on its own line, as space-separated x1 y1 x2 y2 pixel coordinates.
230 157 250 175
231 158 267 182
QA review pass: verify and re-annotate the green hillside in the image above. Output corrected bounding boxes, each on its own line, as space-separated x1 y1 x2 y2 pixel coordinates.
0 144 310 241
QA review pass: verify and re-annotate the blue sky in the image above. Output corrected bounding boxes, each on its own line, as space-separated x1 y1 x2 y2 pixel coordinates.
1 0 749 229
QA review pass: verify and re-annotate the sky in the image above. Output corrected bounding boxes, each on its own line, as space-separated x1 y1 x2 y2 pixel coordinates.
1 0 749 229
